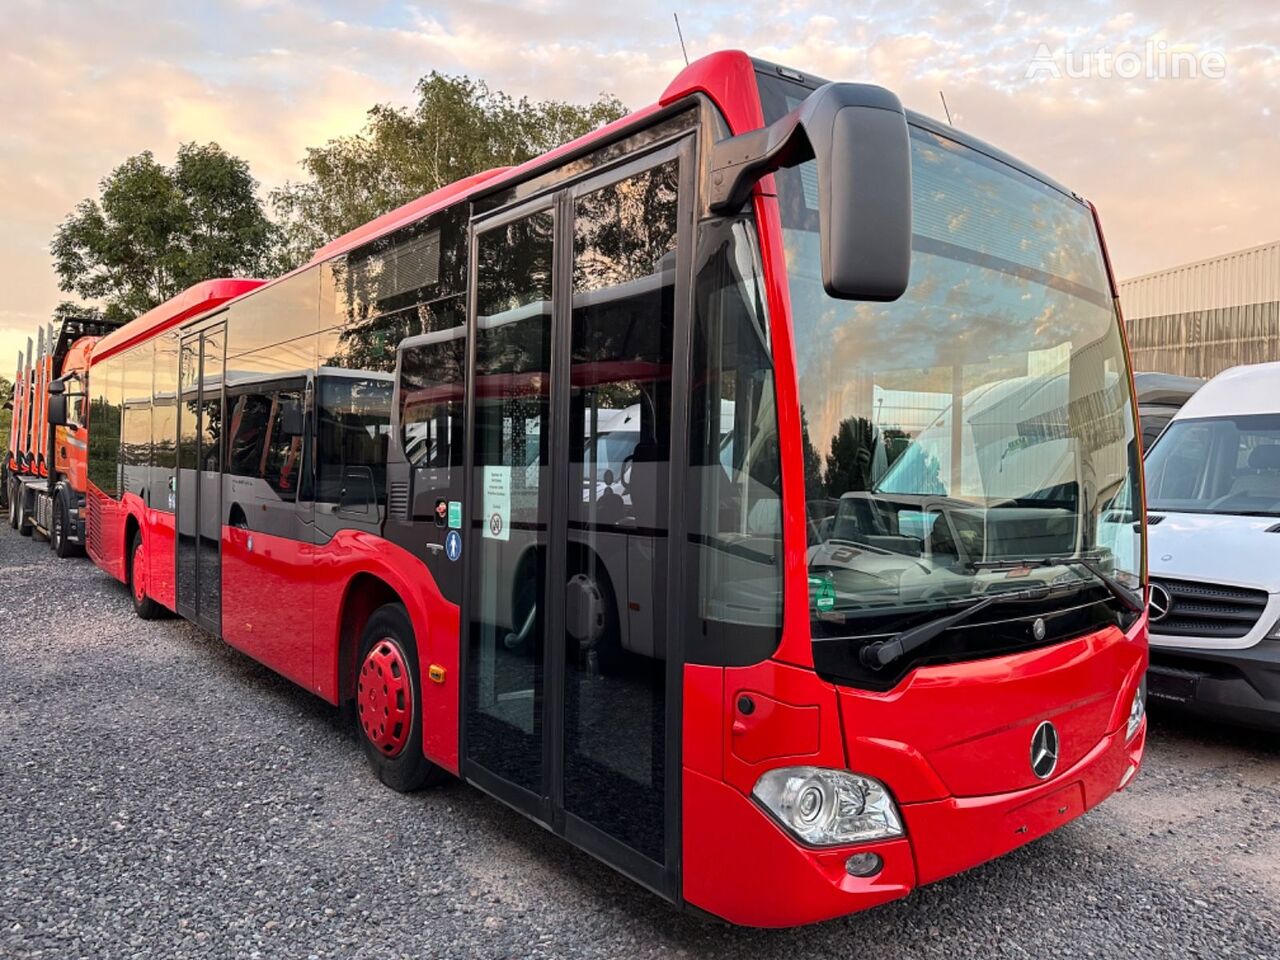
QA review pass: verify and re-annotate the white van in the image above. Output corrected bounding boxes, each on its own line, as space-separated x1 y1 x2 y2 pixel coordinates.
1143 361 1280 730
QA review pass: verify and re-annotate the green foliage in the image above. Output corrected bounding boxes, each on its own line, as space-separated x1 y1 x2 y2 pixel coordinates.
0 374 11 443
271 72 627 268
51 143 277 323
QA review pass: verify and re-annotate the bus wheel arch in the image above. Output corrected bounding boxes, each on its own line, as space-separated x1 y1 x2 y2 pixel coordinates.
337 579 447 792
337 573 404 706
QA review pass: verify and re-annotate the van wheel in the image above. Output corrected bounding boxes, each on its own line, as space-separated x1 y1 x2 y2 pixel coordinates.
129 532 163 620
355 604 448 792
51 493 79 558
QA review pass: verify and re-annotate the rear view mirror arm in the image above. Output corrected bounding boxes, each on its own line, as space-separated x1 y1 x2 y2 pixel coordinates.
705 81 913 302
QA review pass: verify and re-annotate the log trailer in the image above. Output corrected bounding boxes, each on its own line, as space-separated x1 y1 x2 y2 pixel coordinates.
5 313 121 554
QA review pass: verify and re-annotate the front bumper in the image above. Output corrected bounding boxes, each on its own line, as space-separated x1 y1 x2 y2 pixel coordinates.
1148 642 1280 732
682 717 1145 927
903 716 1144 886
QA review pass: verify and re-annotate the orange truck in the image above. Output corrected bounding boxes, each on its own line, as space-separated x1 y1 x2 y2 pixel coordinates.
5 313 120 554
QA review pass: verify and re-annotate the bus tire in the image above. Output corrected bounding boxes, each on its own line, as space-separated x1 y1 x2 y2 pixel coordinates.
51 491 79 558
355 603 447 793
129 531 163 620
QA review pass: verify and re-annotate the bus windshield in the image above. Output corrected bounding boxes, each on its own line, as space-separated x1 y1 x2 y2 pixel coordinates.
760 74 1142 636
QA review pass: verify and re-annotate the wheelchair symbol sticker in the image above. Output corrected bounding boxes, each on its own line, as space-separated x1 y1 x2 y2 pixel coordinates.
445 530 462 562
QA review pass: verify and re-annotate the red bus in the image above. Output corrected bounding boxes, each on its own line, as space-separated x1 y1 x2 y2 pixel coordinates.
75 50 1148 926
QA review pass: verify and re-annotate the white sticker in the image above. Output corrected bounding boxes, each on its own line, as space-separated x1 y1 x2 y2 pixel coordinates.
482 465 510 541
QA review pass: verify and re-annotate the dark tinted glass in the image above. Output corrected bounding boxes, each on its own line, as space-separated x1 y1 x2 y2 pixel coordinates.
120 346 153 498
687 217 783 663
87 354 123 498
315 376 393 512
225 270 320 362
562 161 679 863
152 332 179 511
226 387 304 502
197 327 225 630
1147 414 1280 516
322 206 468 329
400 329 466 470
263 390 305 499
466 208 555 796
227 393 273 478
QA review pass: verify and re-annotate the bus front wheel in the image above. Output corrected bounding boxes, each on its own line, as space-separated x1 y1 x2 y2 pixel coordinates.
355 603 448 793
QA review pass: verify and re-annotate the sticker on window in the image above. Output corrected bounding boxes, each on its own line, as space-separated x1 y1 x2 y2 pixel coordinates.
482 465 510 541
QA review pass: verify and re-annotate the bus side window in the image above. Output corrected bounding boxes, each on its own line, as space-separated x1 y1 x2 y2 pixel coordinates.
315 376 393 515
399 327 466 474
687 218 784 664
264 391 304 499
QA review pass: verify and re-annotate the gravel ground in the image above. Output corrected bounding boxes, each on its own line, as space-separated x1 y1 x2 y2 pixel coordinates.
1 523 1278 960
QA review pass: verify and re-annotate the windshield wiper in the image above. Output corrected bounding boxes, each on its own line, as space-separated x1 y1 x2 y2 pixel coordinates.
1071 557 1145 614
973 553 1143 614
858 584 1049 670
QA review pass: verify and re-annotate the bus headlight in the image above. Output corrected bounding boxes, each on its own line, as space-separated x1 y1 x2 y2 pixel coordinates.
752 766 904 846
1126 680 1146 741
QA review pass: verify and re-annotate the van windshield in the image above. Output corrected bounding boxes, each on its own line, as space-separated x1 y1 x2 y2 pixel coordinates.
1146 414 1280 516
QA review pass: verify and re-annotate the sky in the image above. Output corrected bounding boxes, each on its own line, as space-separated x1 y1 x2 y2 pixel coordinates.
1 0 1277 366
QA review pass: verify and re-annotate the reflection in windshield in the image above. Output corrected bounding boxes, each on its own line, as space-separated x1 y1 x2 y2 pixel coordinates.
1146 414 1280 517
777 122 1142 628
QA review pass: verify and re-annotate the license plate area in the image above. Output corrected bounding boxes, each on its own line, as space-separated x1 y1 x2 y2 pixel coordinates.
1000 781 1085 852
1147 666 1201 703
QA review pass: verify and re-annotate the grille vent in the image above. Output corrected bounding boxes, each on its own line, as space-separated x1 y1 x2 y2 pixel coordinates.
86 498 102 557
388 481 410 521
1149 577 1268 639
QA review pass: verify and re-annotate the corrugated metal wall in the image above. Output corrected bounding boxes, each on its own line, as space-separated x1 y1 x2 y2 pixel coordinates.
1120 240 1280 378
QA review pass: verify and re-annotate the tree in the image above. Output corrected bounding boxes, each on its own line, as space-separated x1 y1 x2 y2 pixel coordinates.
51 143 277 323
0 374 11 445
271 72 627 268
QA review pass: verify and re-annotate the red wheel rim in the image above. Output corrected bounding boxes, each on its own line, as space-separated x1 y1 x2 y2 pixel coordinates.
357 638 413 757
132 543 146 603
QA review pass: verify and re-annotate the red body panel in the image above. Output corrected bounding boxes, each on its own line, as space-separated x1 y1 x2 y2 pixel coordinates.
87 487 129 582
839 623 1147 799
720 659 847 797
308 530 460 774
682 619 1147 926
683 767 915 927
144 508 177 610
906 719 1145 886
222 526 315 690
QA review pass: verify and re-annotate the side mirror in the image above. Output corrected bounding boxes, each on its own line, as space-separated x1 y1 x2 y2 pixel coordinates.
708 82 912 302
48 393 68 427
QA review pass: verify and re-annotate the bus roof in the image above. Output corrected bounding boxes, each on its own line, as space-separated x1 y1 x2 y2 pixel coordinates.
91 278 267 364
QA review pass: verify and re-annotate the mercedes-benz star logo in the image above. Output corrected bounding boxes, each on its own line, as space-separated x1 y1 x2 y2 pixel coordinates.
1030 721 1060 780
1148 583 1173 623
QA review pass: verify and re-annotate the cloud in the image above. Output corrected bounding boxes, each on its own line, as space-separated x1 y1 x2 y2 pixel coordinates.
0 0 1277 365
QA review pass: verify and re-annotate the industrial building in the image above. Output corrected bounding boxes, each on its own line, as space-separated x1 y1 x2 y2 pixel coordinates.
1120 240 1280 378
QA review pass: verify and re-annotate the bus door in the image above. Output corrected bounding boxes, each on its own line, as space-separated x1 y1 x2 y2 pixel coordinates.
176 322 225 634
462 137 693 897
